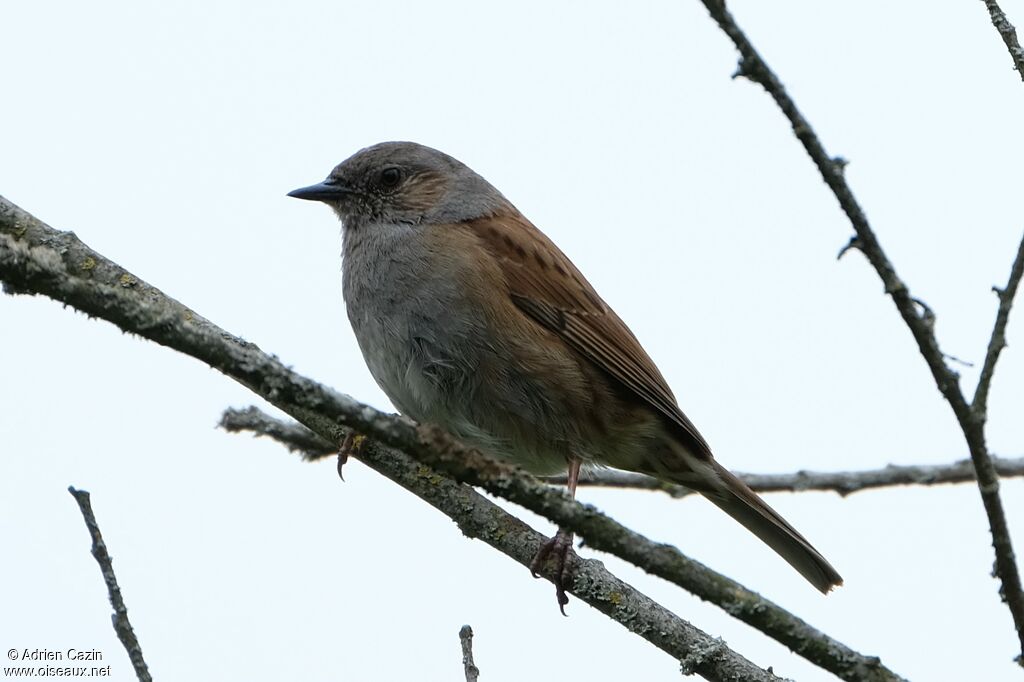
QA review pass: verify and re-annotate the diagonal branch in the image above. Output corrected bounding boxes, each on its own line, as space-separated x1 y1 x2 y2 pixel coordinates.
68 487 152 682
696 1 1024 661
220 406 1024 497
700 0 971 424
219 413 902 682
973 230 1024 420
0 195 905 682
223 407 904 682
981 0 1024 81
295 407 779 681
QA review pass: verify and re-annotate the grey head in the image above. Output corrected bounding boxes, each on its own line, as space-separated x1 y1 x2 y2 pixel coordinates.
288 141 513 229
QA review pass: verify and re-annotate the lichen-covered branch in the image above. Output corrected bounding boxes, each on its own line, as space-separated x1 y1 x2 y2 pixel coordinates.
220 411 908 682
981 0 1024 81
219 406 1024 498
294 408 791 682
0 195 906 682
68 487 152 682
696 1 1024 661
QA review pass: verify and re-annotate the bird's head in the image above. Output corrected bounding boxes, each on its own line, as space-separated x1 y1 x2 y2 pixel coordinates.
288 141 512 229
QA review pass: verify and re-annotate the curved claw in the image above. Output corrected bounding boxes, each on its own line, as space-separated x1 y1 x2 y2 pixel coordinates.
529 529 575 615
337 432 368 481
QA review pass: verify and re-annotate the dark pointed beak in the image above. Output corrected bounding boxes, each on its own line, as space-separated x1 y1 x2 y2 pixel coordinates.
287 180 353 202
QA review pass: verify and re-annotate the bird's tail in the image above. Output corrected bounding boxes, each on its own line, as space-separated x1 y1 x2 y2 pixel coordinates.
693 461 843 594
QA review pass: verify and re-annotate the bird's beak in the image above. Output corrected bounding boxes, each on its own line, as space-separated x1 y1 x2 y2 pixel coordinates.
287 179 353 202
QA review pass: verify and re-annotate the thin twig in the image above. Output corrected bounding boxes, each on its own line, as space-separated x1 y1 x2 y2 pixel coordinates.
696 1 1024 662
982 0 1024 81
68 487 152 682
702 0 971 422
219 405 1024 498
1 200 798 682
561 457 1024 497
459 626 480 682
973 231 1024 420
221 405 335 458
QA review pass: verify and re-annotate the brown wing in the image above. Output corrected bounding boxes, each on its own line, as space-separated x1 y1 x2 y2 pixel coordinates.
465 213 713 460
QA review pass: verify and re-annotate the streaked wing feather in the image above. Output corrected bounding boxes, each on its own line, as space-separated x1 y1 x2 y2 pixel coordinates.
467 214 712 459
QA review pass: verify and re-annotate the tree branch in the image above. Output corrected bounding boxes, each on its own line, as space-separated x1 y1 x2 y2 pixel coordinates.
561 458 1024 498
973 230 1024 420
295 408 791 682
696 1 1024 661
68 487 152 682
0 196 906 682
459 626 480 682
981 0 1024 81
220 405 336 459
220 406 1024 497
231 409 905 682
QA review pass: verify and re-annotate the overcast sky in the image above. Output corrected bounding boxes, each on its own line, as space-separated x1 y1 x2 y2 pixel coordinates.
3 2 1023 680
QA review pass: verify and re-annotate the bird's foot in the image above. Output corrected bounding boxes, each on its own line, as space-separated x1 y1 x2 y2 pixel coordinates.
530 528 575 615
337 432 367 481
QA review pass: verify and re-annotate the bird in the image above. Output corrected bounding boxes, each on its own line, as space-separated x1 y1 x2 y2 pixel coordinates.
288 141 843 609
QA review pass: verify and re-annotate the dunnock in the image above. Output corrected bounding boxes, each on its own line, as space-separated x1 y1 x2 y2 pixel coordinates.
289 141 842 608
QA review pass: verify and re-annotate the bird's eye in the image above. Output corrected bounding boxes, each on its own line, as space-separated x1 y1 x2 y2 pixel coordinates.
379 167 402 188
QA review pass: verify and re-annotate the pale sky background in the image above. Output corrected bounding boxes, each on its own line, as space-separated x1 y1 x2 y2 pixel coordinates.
2 2 1023 680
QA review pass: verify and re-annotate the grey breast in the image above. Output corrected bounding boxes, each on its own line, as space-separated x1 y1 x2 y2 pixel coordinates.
341 220 584 474
341 222 485 425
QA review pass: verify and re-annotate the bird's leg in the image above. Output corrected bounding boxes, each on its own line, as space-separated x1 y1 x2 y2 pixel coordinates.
337 431 367 481
530 457 581 615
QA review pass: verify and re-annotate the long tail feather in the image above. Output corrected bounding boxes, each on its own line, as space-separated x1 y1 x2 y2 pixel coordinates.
697 461 843 593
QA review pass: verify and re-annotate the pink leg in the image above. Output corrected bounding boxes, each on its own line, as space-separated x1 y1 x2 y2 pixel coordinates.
530 458 582 615
566 457 580 497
